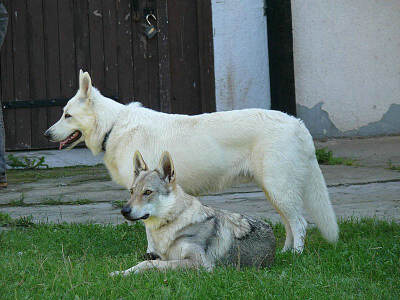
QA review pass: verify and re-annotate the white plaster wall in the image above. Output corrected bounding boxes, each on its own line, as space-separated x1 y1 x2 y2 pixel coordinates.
292 0 400 133
211 0 271 111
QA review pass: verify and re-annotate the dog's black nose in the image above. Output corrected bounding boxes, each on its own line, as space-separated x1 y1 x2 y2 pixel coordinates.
121 206 131 216
43 129 51 140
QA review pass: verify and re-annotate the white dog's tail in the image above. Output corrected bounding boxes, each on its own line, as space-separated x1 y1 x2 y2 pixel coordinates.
303 160 339 243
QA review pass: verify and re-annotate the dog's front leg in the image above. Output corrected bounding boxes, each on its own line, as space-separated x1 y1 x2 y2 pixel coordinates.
145 226 156 255
134 259 199 274
110 262 145 277
110 259 197 276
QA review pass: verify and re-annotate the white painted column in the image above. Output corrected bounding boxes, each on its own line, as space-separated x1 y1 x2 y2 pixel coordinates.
211 0 271 111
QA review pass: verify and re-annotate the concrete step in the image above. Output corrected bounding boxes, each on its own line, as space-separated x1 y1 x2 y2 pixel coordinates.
1 181 399 225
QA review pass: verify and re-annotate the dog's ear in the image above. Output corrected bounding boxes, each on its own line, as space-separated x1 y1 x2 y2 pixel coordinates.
79 71 92 99
133 150 148 178
159 151 175 184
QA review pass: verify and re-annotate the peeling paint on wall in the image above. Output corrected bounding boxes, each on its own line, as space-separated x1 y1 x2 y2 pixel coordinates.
292 0 400 137
297 103 341 137
298 103 400 138
347 104 400 137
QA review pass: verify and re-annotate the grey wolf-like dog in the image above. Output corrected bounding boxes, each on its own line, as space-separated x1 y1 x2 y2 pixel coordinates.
110 151 275 275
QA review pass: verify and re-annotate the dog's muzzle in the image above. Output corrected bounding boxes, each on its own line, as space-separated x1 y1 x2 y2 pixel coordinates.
43 129 52 140
121 206 131 217
121 206 150 221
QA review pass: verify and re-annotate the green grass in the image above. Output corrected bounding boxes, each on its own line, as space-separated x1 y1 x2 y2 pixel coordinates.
387 160 400 172
0 213 34 227
5 195 25 207
316 148 356 166
0 197 94 208
0 218 398 299
41 198 94 206
7 164 109 184
112 199 126 208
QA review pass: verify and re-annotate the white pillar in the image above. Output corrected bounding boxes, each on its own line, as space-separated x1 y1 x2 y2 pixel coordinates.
211 0 271 111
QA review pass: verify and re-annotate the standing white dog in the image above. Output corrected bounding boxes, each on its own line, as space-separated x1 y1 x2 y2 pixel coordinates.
45 70 338 253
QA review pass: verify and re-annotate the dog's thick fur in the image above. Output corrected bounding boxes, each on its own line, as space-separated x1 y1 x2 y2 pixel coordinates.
45 70 339 253
111 151 276 275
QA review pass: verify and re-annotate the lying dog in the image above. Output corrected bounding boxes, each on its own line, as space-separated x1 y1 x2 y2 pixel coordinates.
110 151 276 275
45 70 338 253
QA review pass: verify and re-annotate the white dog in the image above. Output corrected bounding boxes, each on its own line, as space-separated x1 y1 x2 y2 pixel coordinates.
45 70 339 253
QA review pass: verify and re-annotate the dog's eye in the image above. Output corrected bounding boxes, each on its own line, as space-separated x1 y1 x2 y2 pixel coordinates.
143 190 152 196
65 113 72 119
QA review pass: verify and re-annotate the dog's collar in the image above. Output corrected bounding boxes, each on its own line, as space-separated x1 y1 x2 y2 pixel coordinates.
102 126 114 152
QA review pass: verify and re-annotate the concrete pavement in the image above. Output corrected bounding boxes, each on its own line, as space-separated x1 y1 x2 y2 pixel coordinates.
1 136 399 225
315 135 400 168
6 148 103 168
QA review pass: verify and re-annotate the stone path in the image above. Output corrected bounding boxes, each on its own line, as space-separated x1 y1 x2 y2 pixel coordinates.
1 136 399 225
1 165 399 225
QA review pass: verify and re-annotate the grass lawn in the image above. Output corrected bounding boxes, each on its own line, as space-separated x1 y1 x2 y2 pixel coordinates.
0 219 399 299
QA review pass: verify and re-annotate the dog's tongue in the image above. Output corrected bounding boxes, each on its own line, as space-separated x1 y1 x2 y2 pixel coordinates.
59 131 80 150
59 136 72 150
59 140 68 150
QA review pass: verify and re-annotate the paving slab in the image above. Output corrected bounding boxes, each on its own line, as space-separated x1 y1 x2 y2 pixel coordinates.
6 148 103 168
321 165 400 186
0 203 125 225
5 135 399 169
316 136 400 167
1 181 399 225
4 135 400 170
0 181 126 205
0 171 125 205
2 165 399 205
1 136 399 225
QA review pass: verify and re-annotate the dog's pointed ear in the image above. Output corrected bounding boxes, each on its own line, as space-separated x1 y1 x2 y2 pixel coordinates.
159 151 175 184
133 150 148 178
79 71 92 99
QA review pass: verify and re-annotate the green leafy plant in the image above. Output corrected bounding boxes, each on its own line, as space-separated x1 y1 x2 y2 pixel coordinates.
7 154 49 170
14 216 34 227
0 212 34 227
316 148 355 166
0 212 13 226
387 160 400 171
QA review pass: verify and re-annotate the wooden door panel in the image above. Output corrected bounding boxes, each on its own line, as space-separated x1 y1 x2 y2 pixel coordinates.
1 0 215 150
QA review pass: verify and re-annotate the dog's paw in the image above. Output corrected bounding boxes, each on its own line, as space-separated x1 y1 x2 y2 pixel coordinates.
110 270 126 277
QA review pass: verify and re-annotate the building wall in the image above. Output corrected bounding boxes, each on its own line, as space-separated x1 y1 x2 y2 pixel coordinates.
211 0 271 111
292 0 400 138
